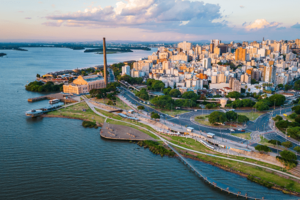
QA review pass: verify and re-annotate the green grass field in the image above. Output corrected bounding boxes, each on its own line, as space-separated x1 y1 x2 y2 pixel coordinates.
94 97 132 111
231 132 251 140
238 112 263 121
47 102 105 124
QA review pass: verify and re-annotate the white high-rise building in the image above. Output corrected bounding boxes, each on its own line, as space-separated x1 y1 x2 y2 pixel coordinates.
122 65 131 76
202 58 212 69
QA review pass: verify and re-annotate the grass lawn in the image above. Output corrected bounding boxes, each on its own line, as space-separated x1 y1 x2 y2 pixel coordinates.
194 115 241 129
47 102 105 124
286 115 295 122
94 97 132 111
164 136 300 193
238 112 263 121
231 132 251 140
259 136 270 145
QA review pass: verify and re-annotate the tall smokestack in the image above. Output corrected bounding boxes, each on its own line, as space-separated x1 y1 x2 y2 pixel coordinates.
103 37 108 86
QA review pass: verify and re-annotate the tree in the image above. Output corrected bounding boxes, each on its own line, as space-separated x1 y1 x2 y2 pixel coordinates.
36 74 40 78
163 87 172 95
107 100 114 106
254 102 269 111
136 88 149 100
226 111 238 121
255 145 271 153
182 91 198 101
289 113 297 119
268 140 281 146
273 115 283 121
275 120 289 129
294 146 300 155
280 150 297 161
251 79 258 84
292 105 300 114
169 89 181 97
151 95 174 110
295 115 300 124
137 105 145 110
287 127 300 140
269 94 286 106
282 141 293 149
151 112 160 120
277 84 284 88
237 115 250 123
227 91 240 99
294 80 300 90
285 84 292 91
208 111 227 124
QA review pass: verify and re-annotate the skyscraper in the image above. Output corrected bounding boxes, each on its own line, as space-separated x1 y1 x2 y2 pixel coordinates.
235 47 246 61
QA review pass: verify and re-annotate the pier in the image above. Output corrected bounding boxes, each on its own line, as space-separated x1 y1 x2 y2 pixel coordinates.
28 93 77 103
25 102 64 117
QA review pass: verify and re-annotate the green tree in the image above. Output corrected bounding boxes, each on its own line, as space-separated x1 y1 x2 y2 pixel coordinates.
277 84 284 88
269 94 286 106
137 105 145 110
255 145 271 153
136 88 149 100
226 111 238 121
294 80 300 90
287 127 300 140
289 113 297 119
254 102 269 111
273 115 283 121
295 115 300 124
163 87 172 95
282 141 293 149
169 89 181 97
268 140 282 146
182 91 198 100
292 105 300 114
227 91 241 99
275 120 289 129
208 111 227 124
151 112 160 120
36 74 40 78
107 100 114 105
294 146 300 155
237 115 250 123
280 150 297 161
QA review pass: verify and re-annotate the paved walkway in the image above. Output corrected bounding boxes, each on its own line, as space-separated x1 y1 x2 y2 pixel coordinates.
83 98 300 181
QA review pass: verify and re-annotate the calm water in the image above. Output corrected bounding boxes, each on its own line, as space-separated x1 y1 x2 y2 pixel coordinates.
0 48 297 199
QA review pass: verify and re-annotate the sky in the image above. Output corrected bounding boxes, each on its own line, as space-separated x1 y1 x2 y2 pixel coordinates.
0 0 300 42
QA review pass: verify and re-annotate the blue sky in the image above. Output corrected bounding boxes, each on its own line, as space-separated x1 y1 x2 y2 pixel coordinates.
0 0 299 42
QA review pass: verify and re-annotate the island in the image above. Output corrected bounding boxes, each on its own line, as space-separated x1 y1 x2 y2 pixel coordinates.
84 48 133 54
0 53 7 57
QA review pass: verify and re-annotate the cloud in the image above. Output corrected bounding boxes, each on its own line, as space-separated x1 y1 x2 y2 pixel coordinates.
42 20 64 27
43 0 224 33
245 19 279 31
242 22 246 26
240 5 244 8
276 27 286 30
291 22 300 29
25 17 31 19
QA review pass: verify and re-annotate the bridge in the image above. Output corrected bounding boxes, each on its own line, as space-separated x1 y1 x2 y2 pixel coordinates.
25 102 65 117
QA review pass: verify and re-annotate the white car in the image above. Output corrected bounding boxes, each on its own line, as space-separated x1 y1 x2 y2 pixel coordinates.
229 129 235 132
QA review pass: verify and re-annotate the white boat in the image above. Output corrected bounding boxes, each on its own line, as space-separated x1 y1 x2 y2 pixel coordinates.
49 99 60 104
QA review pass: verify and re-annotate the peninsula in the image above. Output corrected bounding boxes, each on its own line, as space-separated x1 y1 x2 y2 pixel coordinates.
0 53 7 57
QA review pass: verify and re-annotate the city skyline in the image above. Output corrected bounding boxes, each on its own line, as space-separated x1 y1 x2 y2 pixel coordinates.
1 0 300 42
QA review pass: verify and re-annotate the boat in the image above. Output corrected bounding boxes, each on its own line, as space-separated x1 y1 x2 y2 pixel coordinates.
49 99 60 104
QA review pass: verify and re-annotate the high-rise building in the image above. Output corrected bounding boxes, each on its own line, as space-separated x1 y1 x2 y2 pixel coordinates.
210 43 214 53
263 66 276 83
202 58 212 69
178 41 191 52
296 39 300 47
235 47 247 61
122 65 131 76
211 39 220 47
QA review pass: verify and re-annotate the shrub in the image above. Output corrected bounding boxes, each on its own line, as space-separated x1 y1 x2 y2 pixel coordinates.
273 115 283 121
268 140 281 146
255 145 271 153
82 121 98 128
282 141 293 149
295 115 300 123
289 113 297 119
137 140 175 157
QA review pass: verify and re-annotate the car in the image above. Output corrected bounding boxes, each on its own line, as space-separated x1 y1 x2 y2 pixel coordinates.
229 129 235 132
237 128 242 131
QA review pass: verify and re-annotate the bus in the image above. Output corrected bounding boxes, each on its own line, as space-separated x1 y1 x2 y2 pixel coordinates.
207 133 215 139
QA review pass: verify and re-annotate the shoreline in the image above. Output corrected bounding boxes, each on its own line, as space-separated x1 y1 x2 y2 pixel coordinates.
41 114 300 197
180 152 300 197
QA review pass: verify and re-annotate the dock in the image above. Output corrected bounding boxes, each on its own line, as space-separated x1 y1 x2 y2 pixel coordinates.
28 93 77 103
25 102 65 117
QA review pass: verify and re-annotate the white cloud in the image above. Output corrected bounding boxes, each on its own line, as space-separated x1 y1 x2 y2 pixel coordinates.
245 19 279 31
240 5 244 8
44 0 224 33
